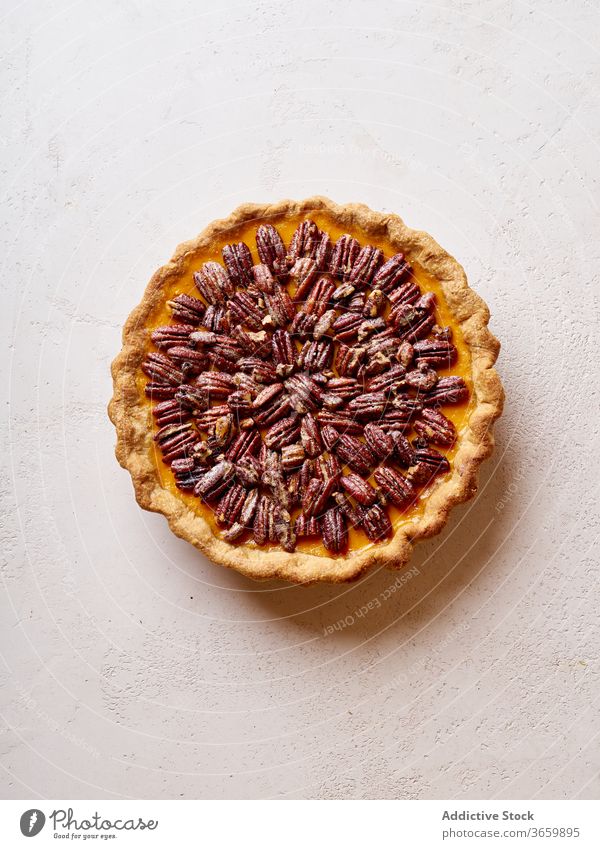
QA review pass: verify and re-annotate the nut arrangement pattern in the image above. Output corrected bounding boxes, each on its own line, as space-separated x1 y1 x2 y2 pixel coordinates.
142 219 470 555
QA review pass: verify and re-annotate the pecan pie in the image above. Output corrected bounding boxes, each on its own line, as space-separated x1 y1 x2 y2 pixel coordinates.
109 197 503 583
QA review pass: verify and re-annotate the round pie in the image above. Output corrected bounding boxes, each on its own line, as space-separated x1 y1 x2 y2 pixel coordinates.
109 197 503 584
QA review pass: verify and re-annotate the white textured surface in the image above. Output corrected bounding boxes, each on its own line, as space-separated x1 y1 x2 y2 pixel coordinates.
2 0 599 800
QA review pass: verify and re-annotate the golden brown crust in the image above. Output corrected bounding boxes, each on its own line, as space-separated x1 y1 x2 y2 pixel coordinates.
108 197 504 584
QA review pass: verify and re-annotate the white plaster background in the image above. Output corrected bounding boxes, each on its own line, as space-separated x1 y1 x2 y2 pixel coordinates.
1 0 599 800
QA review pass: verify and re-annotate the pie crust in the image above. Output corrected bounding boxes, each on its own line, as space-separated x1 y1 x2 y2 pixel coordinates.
109 196 504 584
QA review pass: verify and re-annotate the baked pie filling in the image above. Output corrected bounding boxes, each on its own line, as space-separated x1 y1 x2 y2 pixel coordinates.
110 197 502 582
137 212 473 557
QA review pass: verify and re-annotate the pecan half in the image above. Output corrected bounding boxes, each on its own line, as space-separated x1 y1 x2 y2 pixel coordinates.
264 284 296 327
388 280 420 307
297 339 333 372
227 390 254 418
390 302 435 341
348 245 383 289
363 423 395 462
142 352 184 386
325 377 360 401
335 344 364 377
412 339 458 367
332 312 363 342
302 477 336 518
225 428 261 462
289 257 318 303
321 426 374 476
413 409 456 447
423 376 469 406
285 374 322 413
166 346 209 374
154 422 197 463
314 232 332 270
330 234 360 280
153 399 191 427
371 252 410 294
250 263 276 294
222 242 253 289
366 364 407 394
303 276 335 318
346 391 387 421
231 325 271 358
194 460 235 501
252 395 292 426
151 324 195 349
253 495 276 545
300 413 323 458
194 261 233 304
264 415 301 449
288 311 317 338
332 492 365 528
374 466 416 509
322 507 348 553
195 404 230 431
281 443 305 472
407 446 450 485
271 329 296 375
288 220 321 262
317 411 363 436
145 383 179 400
390 431 416 467
405 365 438 392
340 473 377 506
216 483 247 526
313 309 337 340
202 304 229 333
167 293 206 324
229 291 264 330
235 454 262 487
256 223 288 275
362 505 392 541
195 371 235 398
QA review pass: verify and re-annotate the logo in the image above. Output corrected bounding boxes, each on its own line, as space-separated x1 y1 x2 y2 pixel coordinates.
19 810 45 837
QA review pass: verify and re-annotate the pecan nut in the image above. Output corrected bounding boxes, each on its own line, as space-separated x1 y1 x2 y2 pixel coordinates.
362 504 392 541
348 245 383 289
373 466 416 509
222 242 253 289
167 293 206 324
322 507 348 553
413 409 456 446
288 220 321 262
256 223 288 275
371 252 410 294
300 413 323 458
340 473 377 506
423 376 469 406
194 261 234 304
330 234 360 280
